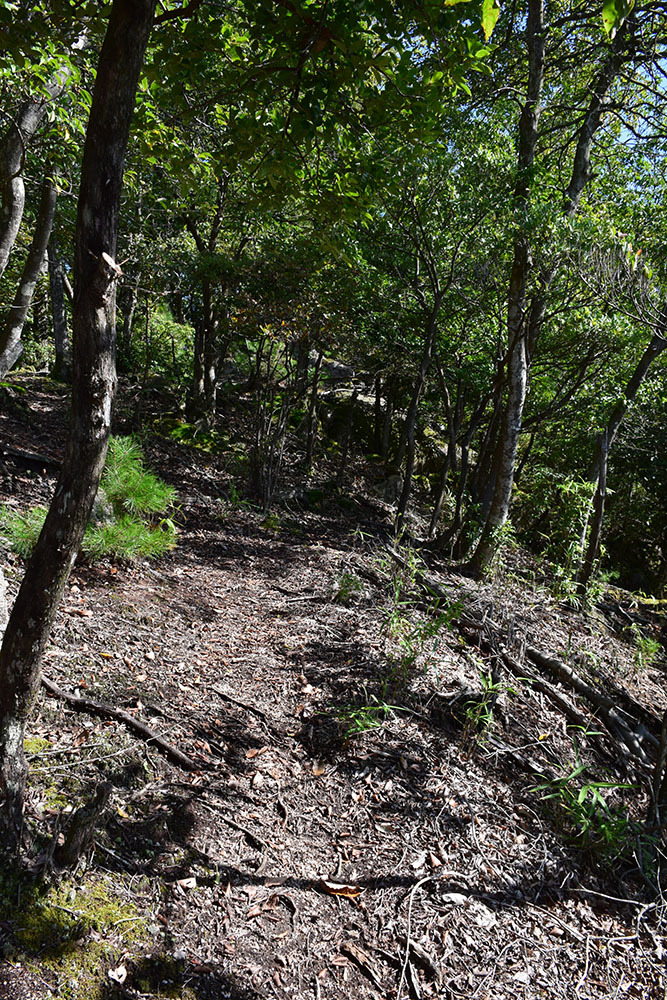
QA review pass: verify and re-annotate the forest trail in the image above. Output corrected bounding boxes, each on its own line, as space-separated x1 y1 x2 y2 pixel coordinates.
0 376 665 1000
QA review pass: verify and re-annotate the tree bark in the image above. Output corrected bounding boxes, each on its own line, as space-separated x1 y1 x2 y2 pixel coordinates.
576 325 667 590
576 430 608 593
472 5 633 575
0 0 156 850
48 240 71 381
471 0 545 574
305 350 323 470
395 295 443 533
0 70 74 281
0 176 57 376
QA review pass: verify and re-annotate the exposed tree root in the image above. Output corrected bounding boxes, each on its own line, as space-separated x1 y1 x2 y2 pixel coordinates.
41 674 199 771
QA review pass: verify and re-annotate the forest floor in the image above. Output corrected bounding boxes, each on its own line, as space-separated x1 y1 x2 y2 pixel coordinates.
0 375 666 1000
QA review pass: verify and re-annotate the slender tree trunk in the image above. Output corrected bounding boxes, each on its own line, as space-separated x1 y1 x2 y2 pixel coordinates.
473 11 634 574
48 240 71 381
373 374 383 453
395 298 442 533
575 325 667 587
472 0 544 574
0 176 57 376
335 389 358 489
0 0 156 850
305 351 323 470
576 430 608 593
381 380 395 461
118 272 140 362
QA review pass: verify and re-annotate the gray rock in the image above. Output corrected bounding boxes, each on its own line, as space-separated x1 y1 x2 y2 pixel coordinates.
90 486 114 525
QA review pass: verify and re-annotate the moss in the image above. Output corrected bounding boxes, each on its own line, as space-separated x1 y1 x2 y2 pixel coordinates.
23 736 51 755
2 870 149 1000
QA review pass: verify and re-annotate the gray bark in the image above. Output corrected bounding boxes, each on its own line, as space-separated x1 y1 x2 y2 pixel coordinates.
48 240 71 381
576 325 667 590
473 5 633 574
472 0 545 573
0 175 57 376
395 293 443 533
0 73 72 280
0 0 156 850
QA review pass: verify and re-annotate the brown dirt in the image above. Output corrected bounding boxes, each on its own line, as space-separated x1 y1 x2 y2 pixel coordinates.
0 375 666 1000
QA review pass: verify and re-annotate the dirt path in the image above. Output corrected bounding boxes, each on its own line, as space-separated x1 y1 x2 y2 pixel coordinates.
0 377 665 999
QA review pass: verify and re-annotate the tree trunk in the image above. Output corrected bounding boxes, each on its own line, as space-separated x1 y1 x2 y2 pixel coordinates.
335 389 358 489
48 240 71 381
0 176 57 376
0 70 74 280
305 351 323 470
575 325 667 588
472 4 632 575
471 0 544 574
576 430 608 593
395 297 442 533
381 380 395 461
118 271 140 364
0 0 156 851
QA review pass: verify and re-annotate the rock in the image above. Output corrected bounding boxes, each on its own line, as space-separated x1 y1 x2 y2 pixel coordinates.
90 486 114 525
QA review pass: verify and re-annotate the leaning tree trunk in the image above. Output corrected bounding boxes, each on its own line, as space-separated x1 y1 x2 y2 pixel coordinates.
0 66 75 280
575 325 667 590
0 0 156 850
0 175 57 376
473 5 632 575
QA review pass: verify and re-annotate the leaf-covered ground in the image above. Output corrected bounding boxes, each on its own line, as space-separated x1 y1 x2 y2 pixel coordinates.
0 376 666 1000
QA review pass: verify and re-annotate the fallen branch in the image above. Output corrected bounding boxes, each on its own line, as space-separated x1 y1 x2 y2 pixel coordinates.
41 675 199 771
1 443 61 472
525 646 657 766
210 685 269 721
383 544 658 770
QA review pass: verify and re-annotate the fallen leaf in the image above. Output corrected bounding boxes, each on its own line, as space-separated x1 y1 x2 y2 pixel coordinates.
341 942 383 987
317 879 364 899
108 965 127 984
176 877 197 889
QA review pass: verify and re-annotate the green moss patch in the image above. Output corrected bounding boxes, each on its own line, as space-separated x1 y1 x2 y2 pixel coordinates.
1 868 149 1000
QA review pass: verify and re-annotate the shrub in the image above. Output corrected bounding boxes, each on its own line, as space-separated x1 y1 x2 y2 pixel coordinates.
101 436 177 518
0 437 177 563
84 515 176 560
0 504 48 558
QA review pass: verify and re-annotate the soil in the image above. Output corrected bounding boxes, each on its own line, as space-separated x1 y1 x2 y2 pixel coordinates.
0 375 666 1000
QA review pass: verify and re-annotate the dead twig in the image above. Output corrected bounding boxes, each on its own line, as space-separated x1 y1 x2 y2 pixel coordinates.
41 675 199 771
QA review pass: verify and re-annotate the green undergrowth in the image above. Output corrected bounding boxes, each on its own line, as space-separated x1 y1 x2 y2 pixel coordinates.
0 865 149 1000
0 436 177 562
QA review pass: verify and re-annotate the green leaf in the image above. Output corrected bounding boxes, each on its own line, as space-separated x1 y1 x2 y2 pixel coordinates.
481 0 501 41
602 0 634 36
